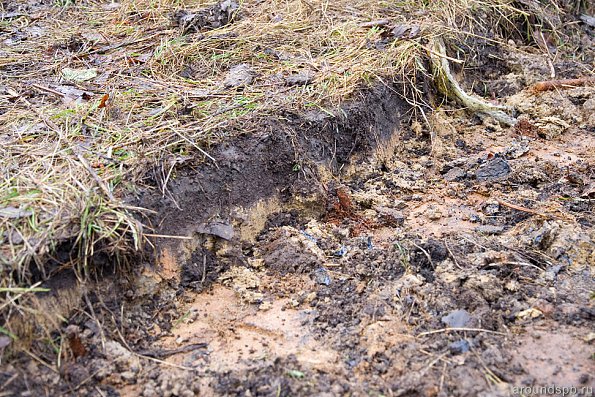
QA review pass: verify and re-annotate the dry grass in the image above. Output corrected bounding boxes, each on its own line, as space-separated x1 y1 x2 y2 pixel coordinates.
0 0 566 350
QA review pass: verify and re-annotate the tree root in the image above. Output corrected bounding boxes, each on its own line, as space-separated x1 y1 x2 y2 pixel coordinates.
530 76 595 92
430 38 517 127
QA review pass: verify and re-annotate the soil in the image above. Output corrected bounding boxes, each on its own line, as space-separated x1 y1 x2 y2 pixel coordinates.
2 4 595 397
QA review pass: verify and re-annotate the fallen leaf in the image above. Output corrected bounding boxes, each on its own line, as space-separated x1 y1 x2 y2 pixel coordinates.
516 307 543 320
580 14 595 27
0 336 11 349
62 67 98 82
287 370 305 379
68 334 87 358
54 85 92 103
0 206 33 219
98 93 109 108
196 221 234 240
223 64 254 88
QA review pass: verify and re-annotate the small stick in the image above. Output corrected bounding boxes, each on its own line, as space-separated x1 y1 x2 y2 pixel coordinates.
495 198 561 219
137 342 207 359
31 83 66 98
444 240 463 270
111 312 198 372
169 128 219 167
360 19 390 28
74 148 115 201
144 233 193 240
92 31 170 54
422 43 464 64
412 242 434 269
530 76 595 93
497 261 544 272
417 327 507 337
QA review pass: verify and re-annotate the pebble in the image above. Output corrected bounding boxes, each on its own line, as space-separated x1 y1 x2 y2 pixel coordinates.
449 339 471 354
441 309 471 328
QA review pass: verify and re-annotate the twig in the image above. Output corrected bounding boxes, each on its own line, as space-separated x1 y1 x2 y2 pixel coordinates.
412 242 434 269
496 261 544 272
0 12 25 20
417 327 507 337
137 342 207 359
444 240 463 270
31 84 66 98
144 233 193 240
169 128 219 167
84 293 106 352
73 148 115 201
72 368 105 392
22 349 58 373
422 43 465 64
360 19 390 28
429 38 515 126
439 361 447 392
200 254 207 285
419 349 455 365
461 235 489 251
530 76 595 92
94 386 107 397
111 313 198 372
92 31 170 54
0 373 18 392
495 198 561 219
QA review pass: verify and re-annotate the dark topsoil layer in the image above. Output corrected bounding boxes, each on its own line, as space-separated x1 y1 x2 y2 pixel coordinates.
138 83 410 237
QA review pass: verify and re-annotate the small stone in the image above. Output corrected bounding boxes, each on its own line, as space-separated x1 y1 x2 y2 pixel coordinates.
426 206 442 220
441 309 471 328
483 199 500 215
534 300 554 317
223 64 254 88
516 307 543 320
121 371 136 382
449 339 470 354
0 336 12 349
543 264 563 281
304 292 317 303
143 386 157 397
476 157 511 181
312 267 331 286
444 167 466 181
285 70 315 86
469 214 481 223
248 258 264 268
475 225 505 235
505 280 520 292
505 138 530 159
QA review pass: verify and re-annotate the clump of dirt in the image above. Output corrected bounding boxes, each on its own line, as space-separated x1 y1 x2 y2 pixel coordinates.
172 1 239 34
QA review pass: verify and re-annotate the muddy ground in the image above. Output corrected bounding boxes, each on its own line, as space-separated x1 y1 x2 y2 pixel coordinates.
2 5 595 397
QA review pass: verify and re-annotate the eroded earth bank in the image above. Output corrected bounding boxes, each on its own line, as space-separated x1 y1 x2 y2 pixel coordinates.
2 2 595 397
